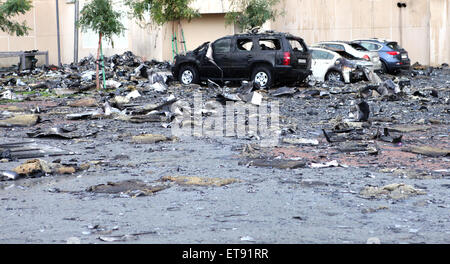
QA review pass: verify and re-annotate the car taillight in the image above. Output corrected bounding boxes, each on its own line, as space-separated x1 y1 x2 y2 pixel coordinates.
363 55 370 61
283 52 291 65
387 51 400 56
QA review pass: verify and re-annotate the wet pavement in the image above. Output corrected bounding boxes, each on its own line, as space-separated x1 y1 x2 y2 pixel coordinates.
0 56 449 244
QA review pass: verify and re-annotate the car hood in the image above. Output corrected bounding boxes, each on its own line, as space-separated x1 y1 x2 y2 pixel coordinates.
350 60 374 67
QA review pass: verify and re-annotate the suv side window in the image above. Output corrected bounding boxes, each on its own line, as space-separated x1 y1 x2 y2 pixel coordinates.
213 38 232 53
236 38 254 51
258 39 281 51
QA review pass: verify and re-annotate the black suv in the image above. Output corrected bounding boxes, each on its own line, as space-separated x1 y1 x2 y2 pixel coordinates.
172 31 312 88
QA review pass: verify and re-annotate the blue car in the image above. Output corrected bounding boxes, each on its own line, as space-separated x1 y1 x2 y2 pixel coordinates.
352 39 411 74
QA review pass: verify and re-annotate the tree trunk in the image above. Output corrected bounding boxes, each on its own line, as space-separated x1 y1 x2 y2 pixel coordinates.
96 32 102 89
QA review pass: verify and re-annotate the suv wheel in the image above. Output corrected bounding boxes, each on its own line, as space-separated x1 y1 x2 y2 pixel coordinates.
179 65 199 85
252 66 272 88
325 70 344 82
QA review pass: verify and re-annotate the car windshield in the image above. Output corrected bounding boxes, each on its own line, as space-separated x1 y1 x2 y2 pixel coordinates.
387 42 401 50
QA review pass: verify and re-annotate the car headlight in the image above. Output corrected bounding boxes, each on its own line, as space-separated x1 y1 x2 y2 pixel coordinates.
342 66 352 72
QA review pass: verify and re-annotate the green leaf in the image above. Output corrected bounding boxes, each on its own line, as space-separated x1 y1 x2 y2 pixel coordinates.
225 0 282 31
0 0 32 36
125 0 200 25
78 0 126 44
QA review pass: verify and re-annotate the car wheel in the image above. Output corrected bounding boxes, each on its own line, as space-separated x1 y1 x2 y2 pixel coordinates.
325 70 344 82
251 66 272 88
178 65 199 85
381 61 389 74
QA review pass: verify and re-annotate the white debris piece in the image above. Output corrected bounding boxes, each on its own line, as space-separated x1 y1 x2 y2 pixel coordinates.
16 79 26 86
105 80 122 89
249 91 262 105
150 82 167 92
125 90 141 100
310 160 346 168
81 71 95 82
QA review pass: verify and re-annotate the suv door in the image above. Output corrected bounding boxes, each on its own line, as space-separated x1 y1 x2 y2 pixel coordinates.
256 37 282 65
229 37 255 78
287 37 310 70
212 37 233 78
311 49 335 81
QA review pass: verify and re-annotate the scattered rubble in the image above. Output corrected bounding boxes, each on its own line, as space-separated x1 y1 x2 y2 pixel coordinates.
403 145 450 157
131 134 177 144
359 183 426 200
243 159 307 169
27 127 99 139
98 231 157 242
0 141 73 160
0 114 40 127
86 180 170 197
0 50 448 243
160 176 240 187
1 158 84 181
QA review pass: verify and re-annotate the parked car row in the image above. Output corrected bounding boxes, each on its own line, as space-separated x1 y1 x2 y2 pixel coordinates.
172 30 411 88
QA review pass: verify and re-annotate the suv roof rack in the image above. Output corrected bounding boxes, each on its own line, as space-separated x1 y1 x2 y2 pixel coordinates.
242 27 285 35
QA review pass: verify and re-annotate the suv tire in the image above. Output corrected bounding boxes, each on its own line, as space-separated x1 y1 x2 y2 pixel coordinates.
179 65 199 85
251 66 272 88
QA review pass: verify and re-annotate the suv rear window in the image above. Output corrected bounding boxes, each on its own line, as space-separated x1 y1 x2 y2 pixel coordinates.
258 39 281 50
237 38 253 51
288 38 306 52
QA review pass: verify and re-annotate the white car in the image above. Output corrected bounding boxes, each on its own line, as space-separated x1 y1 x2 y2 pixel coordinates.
314 41 382 71
309 47 372 83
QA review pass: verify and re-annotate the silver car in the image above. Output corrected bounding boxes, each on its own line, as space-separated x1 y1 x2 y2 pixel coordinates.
314 41 382 71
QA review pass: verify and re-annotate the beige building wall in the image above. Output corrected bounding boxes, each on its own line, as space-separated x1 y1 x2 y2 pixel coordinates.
0 0 68 67
272 0 449 65
161 14 235 61
0 0 448 66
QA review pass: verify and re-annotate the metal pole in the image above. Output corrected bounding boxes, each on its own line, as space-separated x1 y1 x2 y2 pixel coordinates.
74 0 79 63
399 8 403 46
56 0 62 66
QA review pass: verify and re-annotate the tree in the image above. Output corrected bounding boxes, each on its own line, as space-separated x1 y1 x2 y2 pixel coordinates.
0 0 32 36
126 0 200 58
225 0 281 31
78 0 125 89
